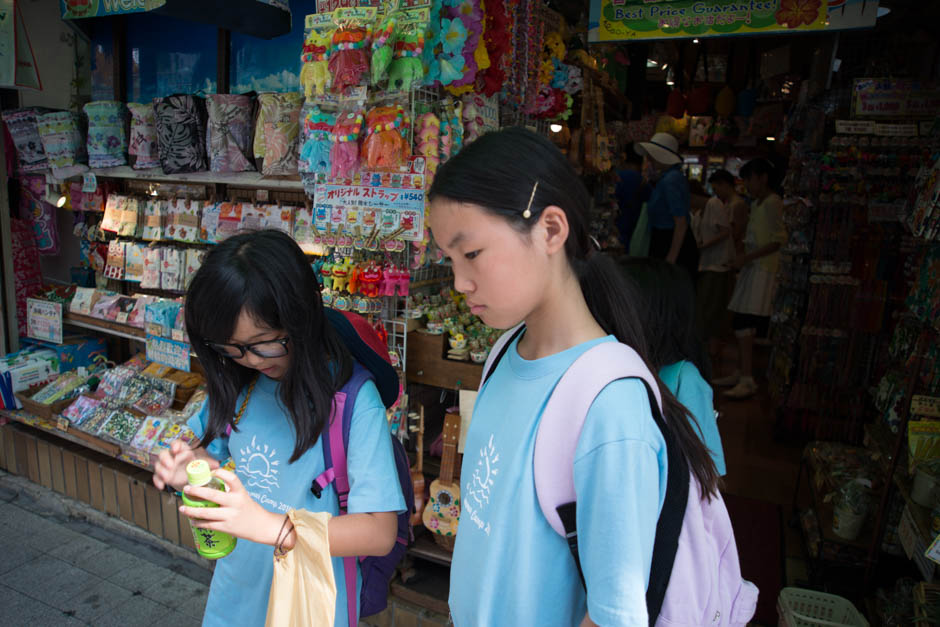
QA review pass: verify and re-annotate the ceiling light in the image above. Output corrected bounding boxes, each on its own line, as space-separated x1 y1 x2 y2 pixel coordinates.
647 59 658 68
662 63 668 70
550 123 563 133
766 136 776 141
692 38 699 43
666 80 675 86
56 194 67 208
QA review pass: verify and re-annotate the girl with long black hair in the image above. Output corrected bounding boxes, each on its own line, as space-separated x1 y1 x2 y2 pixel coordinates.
152 230 404 626
428 127 720 626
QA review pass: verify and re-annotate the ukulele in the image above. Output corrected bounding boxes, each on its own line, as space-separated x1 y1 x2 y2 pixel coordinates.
422 412 461 544
409 406 427 527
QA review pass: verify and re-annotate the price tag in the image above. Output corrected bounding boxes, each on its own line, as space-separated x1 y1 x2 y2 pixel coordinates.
256 189 269 202
912 395 940 418
82 172 98 193
56 417 69 432
115 312 129 324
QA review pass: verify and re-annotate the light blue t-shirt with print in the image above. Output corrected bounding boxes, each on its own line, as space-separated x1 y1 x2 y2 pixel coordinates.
659 361 727 476
187 373 405 627
449 335 668 626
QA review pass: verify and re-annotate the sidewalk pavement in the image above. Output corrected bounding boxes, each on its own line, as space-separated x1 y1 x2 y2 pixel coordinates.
0 469 212 627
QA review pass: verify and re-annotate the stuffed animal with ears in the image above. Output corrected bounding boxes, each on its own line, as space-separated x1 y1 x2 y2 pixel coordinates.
387 28 425 92
331 257 351 292
363 105 408 170
299 106 336 176
330 111 364 180
329 24 372 93
300 27 334 98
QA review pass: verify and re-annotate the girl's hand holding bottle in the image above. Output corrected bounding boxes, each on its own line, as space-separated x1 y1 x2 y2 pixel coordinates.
153 440 218 492
179 468 295 549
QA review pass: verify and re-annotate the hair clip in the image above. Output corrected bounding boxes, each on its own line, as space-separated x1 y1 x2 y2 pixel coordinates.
523 180 539 219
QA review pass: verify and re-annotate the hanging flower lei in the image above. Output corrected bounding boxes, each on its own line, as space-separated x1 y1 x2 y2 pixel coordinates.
476 0 509 97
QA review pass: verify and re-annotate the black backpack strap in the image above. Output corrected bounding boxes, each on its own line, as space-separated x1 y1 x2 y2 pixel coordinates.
557 378 688 625
481 325 525 387
642 379 689 625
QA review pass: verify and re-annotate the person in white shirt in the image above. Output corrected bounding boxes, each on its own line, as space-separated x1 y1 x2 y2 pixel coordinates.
692 169 747 359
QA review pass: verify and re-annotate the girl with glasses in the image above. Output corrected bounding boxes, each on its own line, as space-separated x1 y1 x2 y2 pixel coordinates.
153 230 405 626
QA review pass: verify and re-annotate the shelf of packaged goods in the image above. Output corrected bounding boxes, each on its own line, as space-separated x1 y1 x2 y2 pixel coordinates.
64 312 145 342
90 166 305 191
0 408 122 459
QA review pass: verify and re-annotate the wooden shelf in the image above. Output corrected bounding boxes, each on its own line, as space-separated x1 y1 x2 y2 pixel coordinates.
406 331 483 391
64 312 146 341
408 532 453 566
1 408 123 460
90 166 305 191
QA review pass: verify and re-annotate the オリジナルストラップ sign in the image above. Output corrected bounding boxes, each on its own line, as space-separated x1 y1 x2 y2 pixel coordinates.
589 0 830 43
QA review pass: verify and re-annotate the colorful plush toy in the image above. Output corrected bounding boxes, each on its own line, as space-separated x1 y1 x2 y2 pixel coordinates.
332 257 351 292
329 24 373 93
359 260 383 297
299 105 336 175
371 10 400 85
319 259 334 290
387 29 425 92
362 105 408 170
348 261 362 294
300 27 334 98
330 110 364 179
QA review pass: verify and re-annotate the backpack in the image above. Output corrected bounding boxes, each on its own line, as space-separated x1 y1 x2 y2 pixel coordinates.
313 309 415 627
481 327 758 626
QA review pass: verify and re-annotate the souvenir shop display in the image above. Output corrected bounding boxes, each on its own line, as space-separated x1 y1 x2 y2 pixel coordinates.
153 95 209 174
84 101 128 168
206 94 255 173
36 111 87 179
127 103 161 170
254 92 304 176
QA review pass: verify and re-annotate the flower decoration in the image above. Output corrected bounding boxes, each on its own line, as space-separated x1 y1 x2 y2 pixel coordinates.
539 58 554 85
775 0 821 28
458 0 482 23
442 18 469 55
439 54 466 84
551 60 569 90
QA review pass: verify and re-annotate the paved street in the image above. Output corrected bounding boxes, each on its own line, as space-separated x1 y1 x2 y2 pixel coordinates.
0 470 211 627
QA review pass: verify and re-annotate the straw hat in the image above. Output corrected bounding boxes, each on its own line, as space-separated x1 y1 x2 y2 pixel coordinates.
635 132 682 166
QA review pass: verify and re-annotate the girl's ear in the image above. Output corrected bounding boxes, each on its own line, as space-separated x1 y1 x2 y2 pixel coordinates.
536 205 569 256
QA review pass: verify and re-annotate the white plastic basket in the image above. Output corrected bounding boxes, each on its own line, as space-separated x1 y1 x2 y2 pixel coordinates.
777 587 869 627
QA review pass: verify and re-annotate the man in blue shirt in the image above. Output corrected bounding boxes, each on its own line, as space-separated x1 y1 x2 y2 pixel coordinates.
614 145 650 248
636 132 699 280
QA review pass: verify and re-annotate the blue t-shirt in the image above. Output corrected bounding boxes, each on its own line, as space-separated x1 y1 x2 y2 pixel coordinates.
450 335 668 626
659 361 726 476
187 374 405 627
647 165 690 230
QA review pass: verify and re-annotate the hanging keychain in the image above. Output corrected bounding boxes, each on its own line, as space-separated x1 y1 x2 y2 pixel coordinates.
300 22 335 98
363 104 408 170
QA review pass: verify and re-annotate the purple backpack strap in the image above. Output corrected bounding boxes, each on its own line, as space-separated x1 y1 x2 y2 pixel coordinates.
534 342 662 536
314 363 373 627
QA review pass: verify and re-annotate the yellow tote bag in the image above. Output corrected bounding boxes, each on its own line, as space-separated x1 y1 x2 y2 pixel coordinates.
265 510 337 627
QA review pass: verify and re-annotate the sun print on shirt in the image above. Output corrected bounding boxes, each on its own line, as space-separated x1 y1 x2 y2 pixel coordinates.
238 435 281 492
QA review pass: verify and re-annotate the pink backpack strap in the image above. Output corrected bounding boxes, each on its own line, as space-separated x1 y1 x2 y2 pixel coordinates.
317 392 359 627
534 341 662 537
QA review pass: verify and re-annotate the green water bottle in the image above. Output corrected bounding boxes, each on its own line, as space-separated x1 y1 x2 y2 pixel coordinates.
182 459 237 559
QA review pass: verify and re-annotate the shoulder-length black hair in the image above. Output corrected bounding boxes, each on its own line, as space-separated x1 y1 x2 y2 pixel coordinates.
185 229 352 463
428 127 719 499
618 257 712 380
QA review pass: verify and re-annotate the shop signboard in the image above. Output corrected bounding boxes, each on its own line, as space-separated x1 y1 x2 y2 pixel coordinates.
60 0 164 19
145 334 191 372
853 79 940 119
26 299 63 345
589 0 833 43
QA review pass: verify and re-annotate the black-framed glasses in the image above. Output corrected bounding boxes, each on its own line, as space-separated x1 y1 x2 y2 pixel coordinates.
205 337 290 359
